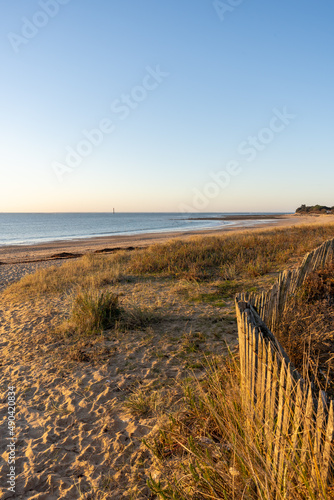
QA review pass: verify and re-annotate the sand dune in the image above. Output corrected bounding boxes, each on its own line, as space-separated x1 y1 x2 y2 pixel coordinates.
1 214 334 498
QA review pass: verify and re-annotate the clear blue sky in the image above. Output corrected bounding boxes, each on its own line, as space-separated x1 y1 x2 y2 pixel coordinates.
1 0 333 212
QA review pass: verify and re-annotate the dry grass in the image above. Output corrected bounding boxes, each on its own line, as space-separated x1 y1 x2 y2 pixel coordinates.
127 224 334 280
2 252 128 301
68 289 121 335
146 355 334 500
123 385 171 418
277 264 334 398
3 224 334 305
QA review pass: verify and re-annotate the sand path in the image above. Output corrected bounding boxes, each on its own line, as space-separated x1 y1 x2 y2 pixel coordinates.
0 276 236 498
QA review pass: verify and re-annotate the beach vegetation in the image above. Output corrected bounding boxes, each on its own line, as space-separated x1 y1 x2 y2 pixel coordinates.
2 252 127 301
3 224 334 304
146 353 334 500
68 289 121 336
124 386 160 417
127 225 334 280
116 303 161 331
277 262 334 399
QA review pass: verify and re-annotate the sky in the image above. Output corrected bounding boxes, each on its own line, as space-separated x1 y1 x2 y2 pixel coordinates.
0 0 333 213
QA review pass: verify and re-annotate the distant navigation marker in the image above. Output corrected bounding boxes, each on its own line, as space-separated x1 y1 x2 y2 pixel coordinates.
113 208 115 214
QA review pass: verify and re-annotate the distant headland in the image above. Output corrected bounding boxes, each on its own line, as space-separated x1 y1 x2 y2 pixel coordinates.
296 204 334 214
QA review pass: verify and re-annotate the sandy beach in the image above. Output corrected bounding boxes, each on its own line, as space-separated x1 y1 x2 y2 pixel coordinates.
1 213 334 498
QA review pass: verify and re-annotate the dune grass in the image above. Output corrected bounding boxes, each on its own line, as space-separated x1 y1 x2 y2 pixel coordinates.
3 224 334 304
146 354 334 500
277 263 334 399
127 224 334 280
2 252 128 301
68 289 121 336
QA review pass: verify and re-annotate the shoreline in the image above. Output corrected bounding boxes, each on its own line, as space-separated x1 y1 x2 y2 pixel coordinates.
0 213 333 265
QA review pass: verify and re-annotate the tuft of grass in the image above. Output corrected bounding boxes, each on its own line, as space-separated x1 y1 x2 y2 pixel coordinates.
68 289 121 336
178 331 205 354
123 386 170 418
221 262 238 280
56 291 160 350
124 387 156 417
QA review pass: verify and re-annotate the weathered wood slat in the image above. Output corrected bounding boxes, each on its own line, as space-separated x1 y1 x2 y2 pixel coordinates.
250 328 257 418
265 342 274 468
291 379 303 454
277 363 293 485
259 337 267 423
267 349 279 469
255 333 263 416
246 320 252 414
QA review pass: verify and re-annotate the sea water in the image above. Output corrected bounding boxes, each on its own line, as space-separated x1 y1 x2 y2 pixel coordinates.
0 212 279 246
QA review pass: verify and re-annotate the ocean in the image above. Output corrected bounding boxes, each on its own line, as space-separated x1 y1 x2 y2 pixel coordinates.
0 212 279 246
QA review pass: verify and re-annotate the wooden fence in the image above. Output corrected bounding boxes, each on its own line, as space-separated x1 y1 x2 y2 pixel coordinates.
235 237 334 489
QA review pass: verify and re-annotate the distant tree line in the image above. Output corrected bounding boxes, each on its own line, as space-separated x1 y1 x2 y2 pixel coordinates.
296 204 334 214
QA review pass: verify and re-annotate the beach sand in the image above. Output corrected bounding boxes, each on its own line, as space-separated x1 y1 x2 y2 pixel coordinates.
1 213 334 498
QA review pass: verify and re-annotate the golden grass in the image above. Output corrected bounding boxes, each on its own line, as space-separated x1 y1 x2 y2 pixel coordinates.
68 289 121 335
2 252 128 301
3 224 334 304
147 355 334 499
126 224 334 279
